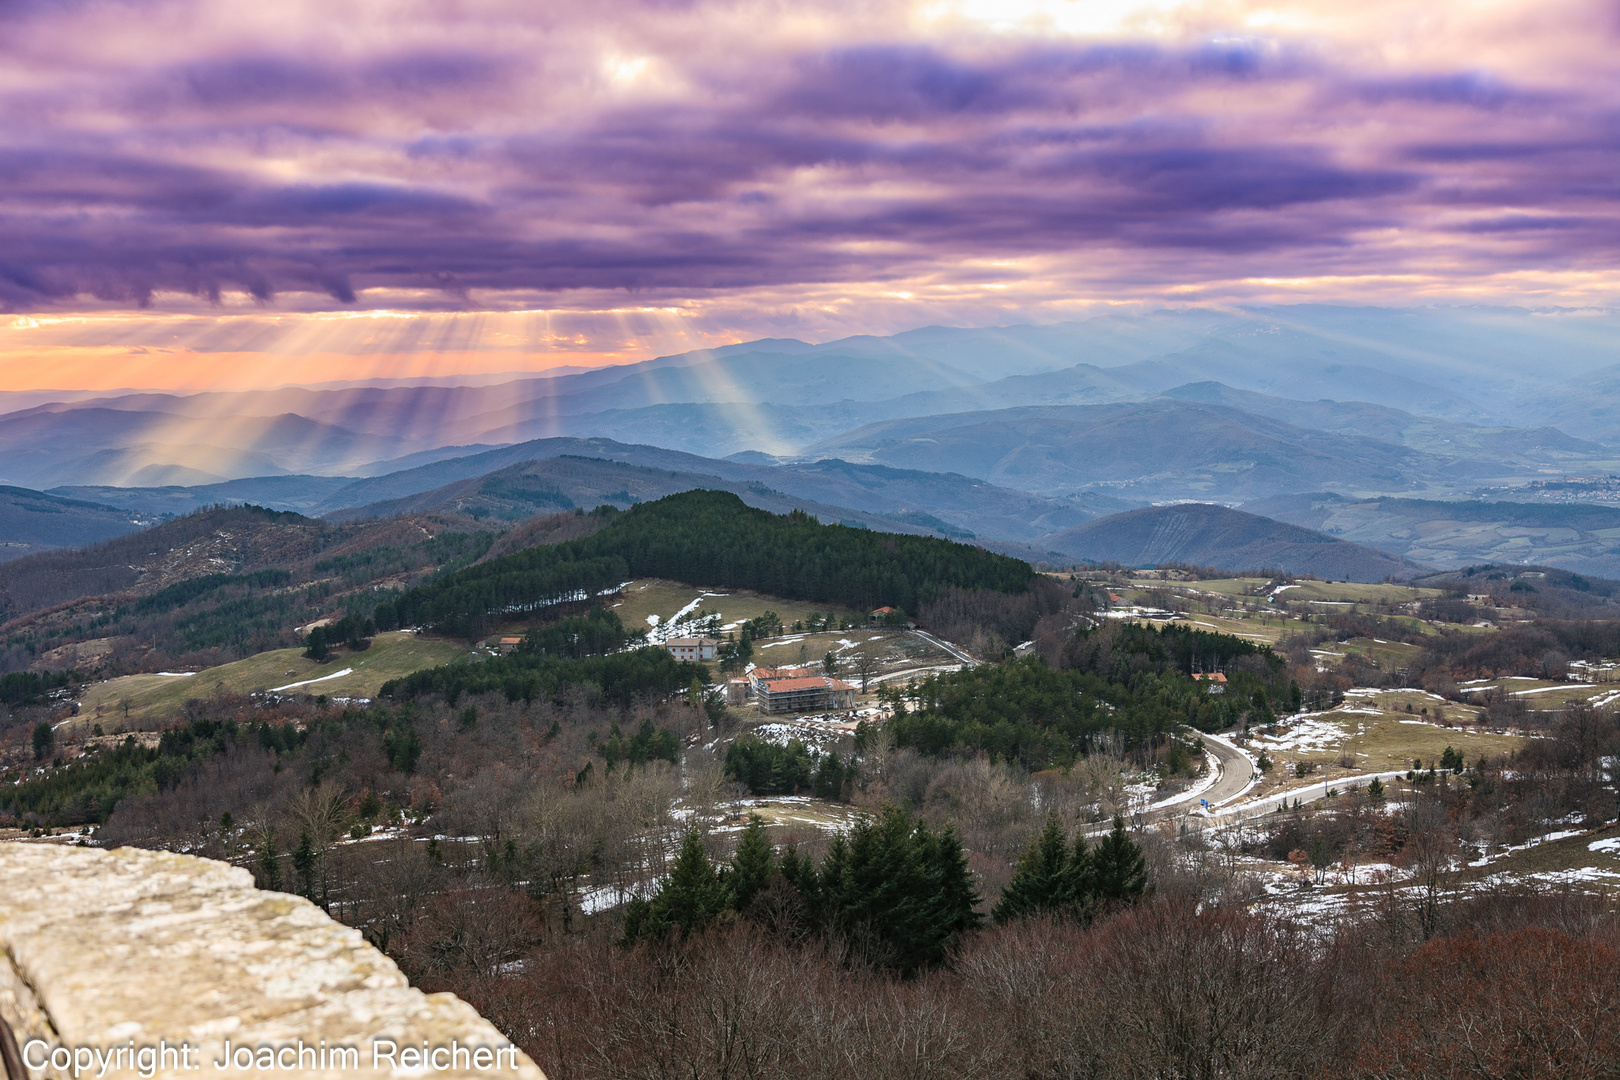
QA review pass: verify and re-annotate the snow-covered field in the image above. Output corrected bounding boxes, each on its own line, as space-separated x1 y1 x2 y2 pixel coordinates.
1248 714 1349 754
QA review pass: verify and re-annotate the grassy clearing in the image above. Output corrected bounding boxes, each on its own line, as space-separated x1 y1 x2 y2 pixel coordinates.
1247 698 1523 790
1315 637 1425 670
604 579 860 636
1335 714 1519 773
1142 611 1304 645
1280 582 1442 604
1151 577 1271 598
722 796 867 835
1458 820 1620 882
74 631 470 728
1458 677 1620 710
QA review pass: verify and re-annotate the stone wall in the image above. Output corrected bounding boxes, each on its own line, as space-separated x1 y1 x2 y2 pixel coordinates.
0 845 546 1080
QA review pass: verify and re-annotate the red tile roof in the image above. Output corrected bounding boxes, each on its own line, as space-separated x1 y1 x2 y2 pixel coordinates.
752 666 813 680
761 676 855 692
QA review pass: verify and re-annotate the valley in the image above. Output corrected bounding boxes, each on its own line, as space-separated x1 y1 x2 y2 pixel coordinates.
10 4 1620 1072
2 481 1618 1080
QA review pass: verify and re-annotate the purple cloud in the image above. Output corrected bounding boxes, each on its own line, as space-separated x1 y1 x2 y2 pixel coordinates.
0 0 1614 315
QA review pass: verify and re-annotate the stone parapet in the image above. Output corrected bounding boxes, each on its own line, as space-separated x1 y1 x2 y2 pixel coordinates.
0 845 545 1080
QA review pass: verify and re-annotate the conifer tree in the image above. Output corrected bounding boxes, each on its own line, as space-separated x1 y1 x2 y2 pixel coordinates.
622 830 727 944
820 805 980 974
928 823 984 941
292 828 318 901
1091 815 1149 908
1066 829 1098 922
728 814 775 912
993 813 1072 923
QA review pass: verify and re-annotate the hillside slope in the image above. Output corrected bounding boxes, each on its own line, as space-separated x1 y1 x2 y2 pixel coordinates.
0 487 152 562
323 455 943 538
1037 503 1425 582
316 440 1112 540
1246 493 1620 577
807 400 1465 501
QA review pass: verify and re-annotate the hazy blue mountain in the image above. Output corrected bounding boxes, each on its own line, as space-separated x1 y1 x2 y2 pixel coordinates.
315 438 1115 541
322 456 950 539
7 306 1620 491
1036 503 1425 582
45 437 1114 543
51 475 357 516
804 400 1496 501
351 443 513 476
1243 493 1620 578
1163 383 1604 468
0 406 412 487
1519 363 1620 446
0 486 153 561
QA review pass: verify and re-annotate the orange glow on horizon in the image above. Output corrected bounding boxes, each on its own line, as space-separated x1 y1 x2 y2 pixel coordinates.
0 346 643 394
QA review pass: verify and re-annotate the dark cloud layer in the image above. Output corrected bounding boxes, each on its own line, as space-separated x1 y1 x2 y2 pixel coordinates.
0 0 1617 312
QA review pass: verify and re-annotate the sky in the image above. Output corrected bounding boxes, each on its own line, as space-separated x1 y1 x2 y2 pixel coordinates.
3 0 1619 390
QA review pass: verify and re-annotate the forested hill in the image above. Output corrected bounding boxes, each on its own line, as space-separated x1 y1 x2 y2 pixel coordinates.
376 489 1035 638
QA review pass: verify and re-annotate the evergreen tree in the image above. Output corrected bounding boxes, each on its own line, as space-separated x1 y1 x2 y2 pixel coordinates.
820 805 979 974
1066 830 1098 922
292 828 318 901
256 830 281 892
993 813 1072 923
622 830 728 945
928 823 984 941
31 722 53 761
728 814 775 912
835 807 936 972
1091 816 1149 908
813 754 848 800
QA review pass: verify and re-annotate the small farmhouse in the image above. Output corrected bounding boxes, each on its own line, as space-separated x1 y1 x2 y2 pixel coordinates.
1193 672 1227 694
666 636 719 662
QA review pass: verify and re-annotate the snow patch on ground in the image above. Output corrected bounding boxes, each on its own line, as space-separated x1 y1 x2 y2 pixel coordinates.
748 722 849 751
579 879 659 915
268 668 354 692
1249 715 1348 754
1469 829 1587 868
1145 752 1222 810
1588 837 1620 854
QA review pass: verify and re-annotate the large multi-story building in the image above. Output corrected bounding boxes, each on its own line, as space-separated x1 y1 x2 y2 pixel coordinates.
747 666 857 713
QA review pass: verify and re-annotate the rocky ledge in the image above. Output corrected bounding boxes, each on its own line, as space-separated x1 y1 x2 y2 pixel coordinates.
0 844 545 1080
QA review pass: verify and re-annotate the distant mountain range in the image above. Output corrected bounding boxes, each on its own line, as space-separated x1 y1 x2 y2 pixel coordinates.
10 304 1620 575
8 306 1620 493
1035 503 1424 582
0 487 155 563
1245 493 1620 579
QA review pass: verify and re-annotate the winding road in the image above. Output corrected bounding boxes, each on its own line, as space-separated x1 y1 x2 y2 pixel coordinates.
908 628 978 666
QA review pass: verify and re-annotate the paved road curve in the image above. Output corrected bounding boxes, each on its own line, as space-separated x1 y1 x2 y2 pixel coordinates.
1196 731 1257 810
908 628 977 666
